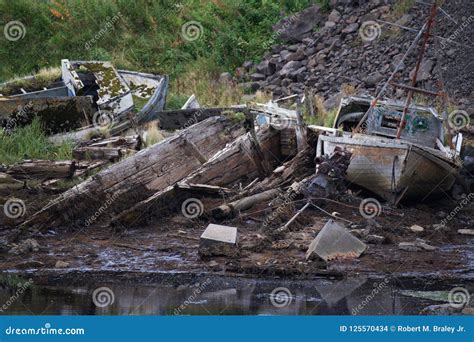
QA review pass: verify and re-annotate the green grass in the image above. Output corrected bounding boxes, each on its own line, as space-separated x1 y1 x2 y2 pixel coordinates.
0 0 316 82
0 117 74 164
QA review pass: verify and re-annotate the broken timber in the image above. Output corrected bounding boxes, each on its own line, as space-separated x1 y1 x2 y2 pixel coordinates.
21 116 245 229
7 160 76 180
110 126 283 226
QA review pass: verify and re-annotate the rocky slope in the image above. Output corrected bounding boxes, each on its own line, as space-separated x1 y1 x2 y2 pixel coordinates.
236 0 473 113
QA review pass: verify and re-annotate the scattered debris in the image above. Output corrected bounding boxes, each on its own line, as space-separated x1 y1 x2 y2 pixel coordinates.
457 229 474 236
199 224 239 257
9 239 40 254
398 238 437 252
409 224 424 233
305 219 367 261
55 260 69 268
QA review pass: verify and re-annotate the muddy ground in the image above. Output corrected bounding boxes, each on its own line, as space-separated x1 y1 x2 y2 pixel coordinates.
1 185 472 286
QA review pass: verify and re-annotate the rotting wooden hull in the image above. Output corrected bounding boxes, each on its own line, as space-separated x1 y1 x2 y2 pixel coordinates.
317 134 459 203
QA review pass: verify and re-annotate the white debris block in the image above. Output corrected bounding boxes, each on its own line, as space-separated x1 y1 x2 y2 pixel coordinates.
199 224 239 257
305 219 367 261
458 229 474 236
409 224 424 233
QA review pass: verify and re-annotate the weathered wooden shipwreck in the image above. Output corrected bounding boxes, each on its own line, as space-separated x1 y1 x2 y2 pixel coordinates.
0 59 168 140
315 96 462 203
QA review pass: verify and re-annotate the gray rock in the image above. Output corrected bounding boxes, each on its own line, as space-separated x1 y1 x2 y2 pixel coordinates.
399 238 437 252
243 61 253 70
342 23 359 34
287 48 306 61
256 60 276 76
9 239 40 255
279 61 303 77
328 9 341 23
55 260 70 268
274 5 322 43
250 73 266 81
363 71 384 86
409 59 435 82
323 93 343 111
365 234 386 244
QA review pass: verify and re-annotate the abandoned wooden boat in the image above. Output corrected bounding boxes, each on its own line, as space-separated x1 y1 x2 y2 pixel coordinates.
0 59 168 140
314 96 462 203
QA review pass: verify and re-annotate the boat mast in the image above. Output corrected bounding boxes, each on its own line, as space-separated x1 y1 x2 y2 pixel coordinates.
395 2 438 139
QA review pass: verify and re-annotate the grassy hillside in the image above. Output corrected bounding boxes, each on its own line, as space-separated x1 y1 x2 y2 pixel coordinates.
0 0 316 82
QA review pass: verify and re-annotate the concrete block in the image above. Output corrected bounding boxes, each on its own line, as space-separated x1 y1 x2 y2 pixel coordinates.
199 224 239 257
305 219 366 261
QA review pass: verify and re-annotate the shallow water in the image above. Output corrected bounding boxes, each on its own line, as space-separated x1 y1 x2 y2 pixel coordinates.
0 275 469 315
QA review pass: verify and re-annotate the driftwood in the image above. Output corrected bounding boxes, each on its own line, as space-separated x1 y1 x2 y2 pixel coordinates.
72 146 134 161
21 116 246 229
7 160 75 180
211 188 279 219
88 135 141 150
110 126 283 227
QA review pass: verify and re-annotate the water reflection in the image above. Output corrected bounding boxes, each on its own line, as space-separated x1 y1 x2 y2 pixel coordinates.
0 276 458 315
